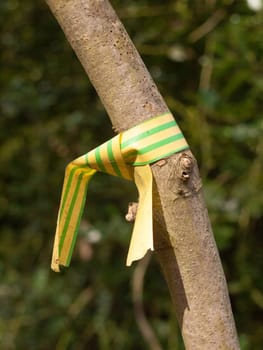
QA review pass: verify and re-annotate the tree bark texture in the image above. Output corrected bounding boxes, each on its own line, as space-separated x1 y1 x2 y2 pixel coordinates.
45 1 239 349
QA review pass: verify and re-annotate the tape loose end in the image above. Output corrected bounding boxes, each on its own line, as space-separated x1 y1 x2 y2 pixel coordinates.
126 247 154 266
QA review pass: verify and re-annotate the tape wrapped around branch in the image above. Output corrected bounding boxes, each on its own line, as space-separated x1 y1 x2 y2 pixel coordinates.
51 112 189 272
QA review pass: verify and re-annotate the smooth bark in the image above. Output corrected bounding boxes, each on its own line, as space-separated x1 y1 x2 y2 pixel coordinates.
45 1 239 348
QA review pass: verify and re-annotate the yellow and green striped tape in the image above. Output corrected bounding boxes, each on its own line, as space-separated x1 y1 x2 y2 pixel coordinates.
51 112 189 272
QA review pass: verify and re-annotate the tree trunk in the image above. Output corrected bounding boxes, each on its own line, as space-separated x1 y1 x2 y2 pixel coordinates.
45 1 240 348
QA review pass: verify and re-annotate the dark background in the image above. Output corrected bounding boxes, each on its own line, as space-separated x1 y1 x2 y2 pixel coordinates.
1 0 262 349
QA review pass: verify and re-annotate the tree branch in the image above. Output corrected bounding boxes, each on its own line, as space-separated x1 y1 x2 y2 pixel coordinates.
45 1 239 348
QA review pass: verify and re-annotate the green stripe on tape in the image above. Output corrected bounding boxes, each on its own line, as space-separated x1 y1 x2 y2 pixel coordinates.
60 166 78 220
65 177 90 266
121 120 176 149
95 147 106 172
133 144 189 166
107 139 122 177
138 133 184 155
59 171 84 253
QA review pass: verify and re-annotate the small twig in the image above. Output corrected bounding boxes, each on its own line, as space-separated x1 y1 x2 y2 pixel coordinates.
125 202 138 222
179 153 193 181
68 288 94 317
188 9 226 43
132 252 163 350
199 37 214 91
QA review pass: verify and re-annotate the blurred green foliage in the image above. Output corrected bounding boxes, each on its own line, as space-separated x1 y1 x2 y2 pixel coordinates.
1 0 263 349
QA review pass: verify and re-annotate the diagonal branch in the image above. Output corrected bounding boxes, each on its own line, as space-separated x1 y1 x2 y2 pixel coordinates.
45 1 240 348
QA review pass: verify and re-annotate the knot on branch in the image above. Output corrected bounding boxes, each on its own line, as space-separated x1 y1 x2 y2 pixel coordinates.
179 153 193 181
125 202 138 222
162 151 202 199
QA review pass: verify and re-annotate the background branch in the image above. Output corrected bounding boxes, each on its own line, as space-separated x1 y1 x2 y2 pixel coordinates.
132 252 162 350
